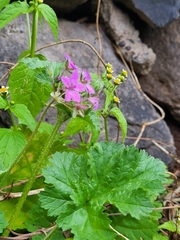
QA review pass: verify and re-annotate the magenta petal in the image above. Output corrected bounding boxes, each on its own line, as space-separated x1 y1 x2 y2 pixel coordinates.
85 84 95 94
74 82 85 92
61 76 70 87
89 96 99 110
64 53 71 61
83 69 91 82
65 90 81 103
64 53 78 70
70 70 79 84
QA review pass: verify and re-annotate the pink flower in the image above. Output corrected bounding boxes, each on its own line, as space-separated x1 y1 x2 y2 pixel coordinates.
61 70 84 103
88 96 99 110
64 53 78 70
81 70 95 94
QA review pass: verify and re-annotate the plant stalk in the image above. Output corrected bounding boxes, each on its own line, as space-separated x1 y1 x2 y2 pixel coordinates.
0 99 54 189
30 7 38 57
104 117 109 141
3 109 64 236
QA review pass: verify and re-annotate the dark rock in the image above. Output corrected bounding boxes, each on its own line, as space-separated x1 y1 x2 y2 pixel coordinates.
0 14 176 164
114 0 180 27
43 0 88 15
91 0 156 75
139 18 180 123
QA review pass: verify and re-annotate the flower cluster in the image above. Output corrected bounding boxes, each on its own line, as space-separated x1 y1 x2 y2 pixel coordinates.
105 63 128 103
51 53 99 117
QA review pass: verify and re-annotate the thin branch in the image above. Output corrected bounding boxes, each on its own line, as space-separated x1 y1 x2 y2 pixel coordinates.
0 226 56 240
95 0 102 74
109 225 129 240
0 62 15 66
35 39 106 67
113 44 165 146
0 188 44 202
0 174 42 191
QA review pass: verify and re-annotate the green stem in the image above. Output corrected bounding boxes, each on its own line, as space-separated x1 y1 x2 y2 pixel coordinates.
7 110 17 128
0 99 54 189
26 13 31 48
24 0 31 48
104 117 109 141
3 110 64 236
30 7 38 57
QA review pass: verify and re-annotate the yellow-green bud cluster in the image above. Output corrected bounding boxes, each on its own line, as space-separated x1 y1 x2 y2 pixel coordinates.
105 63 113 80
114 69 128 84
113 96 120 103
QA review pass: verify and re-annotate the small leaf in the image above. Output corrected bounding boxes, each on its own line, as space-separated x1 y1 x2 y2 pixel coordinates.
0 2 32 29
0 211 8 233
0 128 26 174
90 73 104 92
62 117 89 137
84 111 101 144
112 210 161 240
9 63 51 117
109 107 127 143
20 57 49 69
0 96 8 109
0 0 10 11
153 233 169 240
38 4 58 42
159 220 177 232
10 103 36 131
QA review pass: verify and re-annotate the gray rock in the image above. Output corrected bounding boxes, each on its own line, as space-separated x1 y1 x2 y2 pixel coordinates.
0 14 175 164
139 18 180 123
91 0 156 75
43 0 88 14
114 0 180 28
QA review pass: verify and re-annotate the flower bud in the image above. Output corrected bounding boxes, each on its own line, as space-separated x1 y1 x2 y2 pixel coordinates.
121 69 128 77
107 73 113 80
114 78 121 85
118 75 125 82
113 96 120 103
106 67 113 74
106 63 112 68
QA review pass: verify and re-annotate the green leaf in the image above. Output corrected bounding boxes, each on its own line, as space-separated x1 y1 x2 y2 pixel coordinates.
0 2 32 29
90 73 104 92
0 211 8 233
62 117 89 137
39 142 168 239
10 103 36 131
112 210 161 240
8 63 51 117
20 57 49 69
109 107 127 143
0 128 26 174
103 88 113 113
0 0 10 11
84 111 101 144
0 96 8 109
25 202 64 240
37 4 58 42
159 220 177 232
153 233 169 240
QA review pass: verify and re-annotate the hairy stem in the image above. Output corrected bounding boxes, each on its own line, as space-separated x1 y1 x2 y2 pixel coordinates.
7 110 17 128
0 99 54 189
3 109 64 236
104 117 109 141
30 7 38 57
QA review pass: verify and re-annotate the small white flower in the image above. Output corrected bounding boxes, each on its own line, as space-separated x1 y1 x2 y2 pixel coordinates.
50 92 64 103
